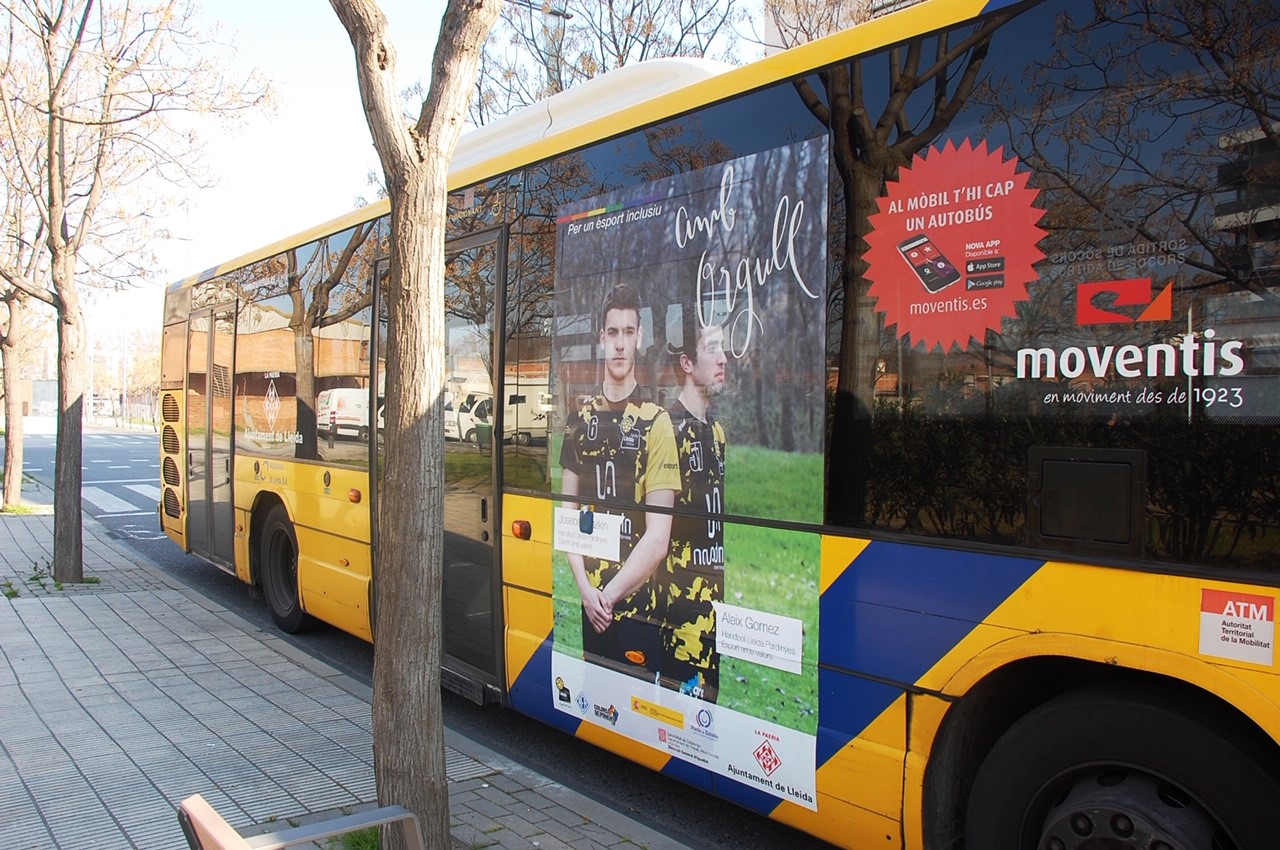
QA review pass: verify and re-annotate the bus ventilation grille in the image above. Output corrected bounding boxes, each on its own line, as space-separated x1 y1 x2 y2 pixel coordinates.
162 393 180 422
163 455 180 486
162 425 180 456
163 487 181 519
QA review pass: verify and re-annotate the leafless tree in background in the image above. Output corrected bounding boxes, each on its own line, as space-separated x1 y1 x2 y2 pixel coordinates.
0 0 268 580
471 0 743 124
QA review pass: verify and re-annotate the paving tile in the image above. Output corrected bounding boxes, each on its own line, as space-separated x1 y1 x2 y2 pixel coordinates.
1 508 692 850
465 797 511 820
495 811 548 838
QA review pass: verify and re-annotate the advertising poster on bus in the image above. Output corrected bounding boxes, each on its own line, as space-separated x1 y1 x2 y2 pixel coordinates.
861 134 1278 424
863 138 1047 354
548 136 828 809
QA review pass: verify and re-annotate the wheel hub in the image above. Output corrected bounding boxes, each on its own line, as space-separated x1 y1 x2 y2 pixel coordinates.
1036 768 1235 850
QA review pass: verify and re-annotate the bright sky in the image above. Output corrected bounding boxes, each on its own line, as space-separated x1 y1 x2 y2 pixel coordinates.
97 0 448 330
96 1 771 334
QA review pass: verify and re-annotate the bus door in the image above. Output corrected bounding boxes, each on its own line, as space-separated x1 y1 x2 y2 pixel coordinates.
186 304 236 570
441 230 505 698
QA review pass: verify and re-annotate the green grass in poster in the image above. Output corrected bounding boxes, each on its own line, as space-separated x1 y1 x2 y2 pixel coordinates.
716 522 820 735
552 548 584 657
725 446 823 525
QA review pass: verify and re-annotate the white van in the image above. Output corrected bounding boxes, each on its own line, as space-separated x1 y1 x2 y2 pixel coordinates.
442 398 459 440
502 383 550 445
439 382 551 445
453 393 493 444
316 388 372 442
450 384 550 445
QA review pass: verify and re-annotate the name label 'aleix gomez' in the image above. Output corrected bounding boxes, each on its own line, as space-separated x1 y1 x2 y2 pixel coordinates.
714 602 804 675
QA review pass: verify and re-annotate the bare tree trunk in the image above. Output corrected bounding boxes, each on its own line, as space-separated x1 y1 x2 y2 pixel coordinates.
52 257 85 583
1 293 26 507
294 328 319 458
326 3 501 848
374 166 450 850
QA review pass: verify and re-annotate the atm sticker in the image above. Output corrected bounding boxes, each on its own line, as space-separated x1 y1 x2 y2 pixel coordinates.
1199 589 1274 666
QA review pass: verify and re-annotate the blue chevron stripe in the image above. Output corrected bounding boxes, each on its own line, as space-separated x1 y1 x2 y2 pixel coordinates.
817 541 1041 764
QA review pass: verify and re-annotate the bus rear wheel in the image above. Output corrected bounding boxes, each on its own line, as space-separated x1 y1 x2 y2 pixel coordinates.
260 505 314 634
965 685 1280 850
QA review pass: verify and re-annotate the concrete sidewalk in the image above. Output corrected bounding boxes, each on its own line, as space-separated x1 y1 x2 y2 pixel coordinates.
0 482 692 850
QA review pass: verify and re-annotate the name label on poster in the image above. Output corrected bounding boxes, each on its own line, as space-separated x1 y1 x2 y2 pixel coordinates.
1199 588 1274 666
714 603 804 674
553 507 622 562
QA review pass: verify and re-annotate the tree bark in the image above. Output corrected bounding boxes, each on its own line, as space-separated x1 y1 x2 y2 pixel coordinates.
293 322 318 459
52 251 85 583
375 165 451 850
2 292 27 508
327 2 500 848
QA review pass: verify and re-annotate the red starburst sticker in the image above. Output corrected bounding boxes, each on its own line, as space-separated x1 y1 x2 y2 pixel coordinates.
754 740 782 776
865 139 1046 352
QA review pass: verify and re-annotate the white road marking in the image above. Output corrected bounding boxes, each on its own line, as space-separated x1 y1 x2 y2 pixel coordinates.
114 523 167 540
126 484 162 501
82 486 139 514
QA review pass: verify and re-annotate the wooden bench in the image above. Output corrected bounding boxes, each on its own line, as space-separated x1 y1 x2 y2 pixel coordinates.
177 793 425 850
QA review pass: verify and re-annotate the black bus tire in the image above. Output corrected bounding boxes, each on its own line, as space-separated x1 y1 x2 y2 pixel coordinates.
260 504 314 634
966 684 1280 850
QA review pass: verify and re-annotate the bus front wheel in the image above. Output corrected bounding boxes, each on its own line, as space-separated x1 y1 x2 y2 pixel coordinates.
260 505 314 634
966 685 1280 850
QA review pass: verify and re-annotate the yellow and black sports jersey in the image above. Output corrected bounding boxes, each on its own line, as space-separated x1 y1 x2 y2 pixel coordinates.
559 385 680 621
660 399 726 702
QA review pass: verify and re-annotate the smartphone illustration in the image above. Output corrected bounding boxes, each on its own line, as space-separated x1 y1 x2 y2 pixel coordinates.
898 233 961 293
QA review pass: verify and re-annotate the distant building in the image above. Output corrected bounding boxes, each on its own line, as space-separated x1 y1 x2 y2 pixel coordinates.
1215 123 1280 285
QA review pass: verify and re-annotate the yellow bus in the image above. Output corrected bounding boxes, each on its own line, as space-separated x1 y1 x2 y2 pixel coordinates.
159 0 1280 845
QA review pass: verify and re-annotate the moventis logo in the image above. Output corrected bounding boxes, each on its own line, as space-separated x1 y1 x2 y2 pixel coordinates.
1077 278 1173 325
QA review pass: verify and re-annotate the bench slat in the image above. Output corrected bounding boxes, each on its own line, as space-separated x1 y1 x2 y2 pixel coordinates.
178 794 424 850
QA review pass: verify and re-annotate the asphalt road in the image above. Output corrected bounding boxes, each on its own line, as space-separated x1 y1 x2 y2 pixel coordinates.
10 424 838 850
